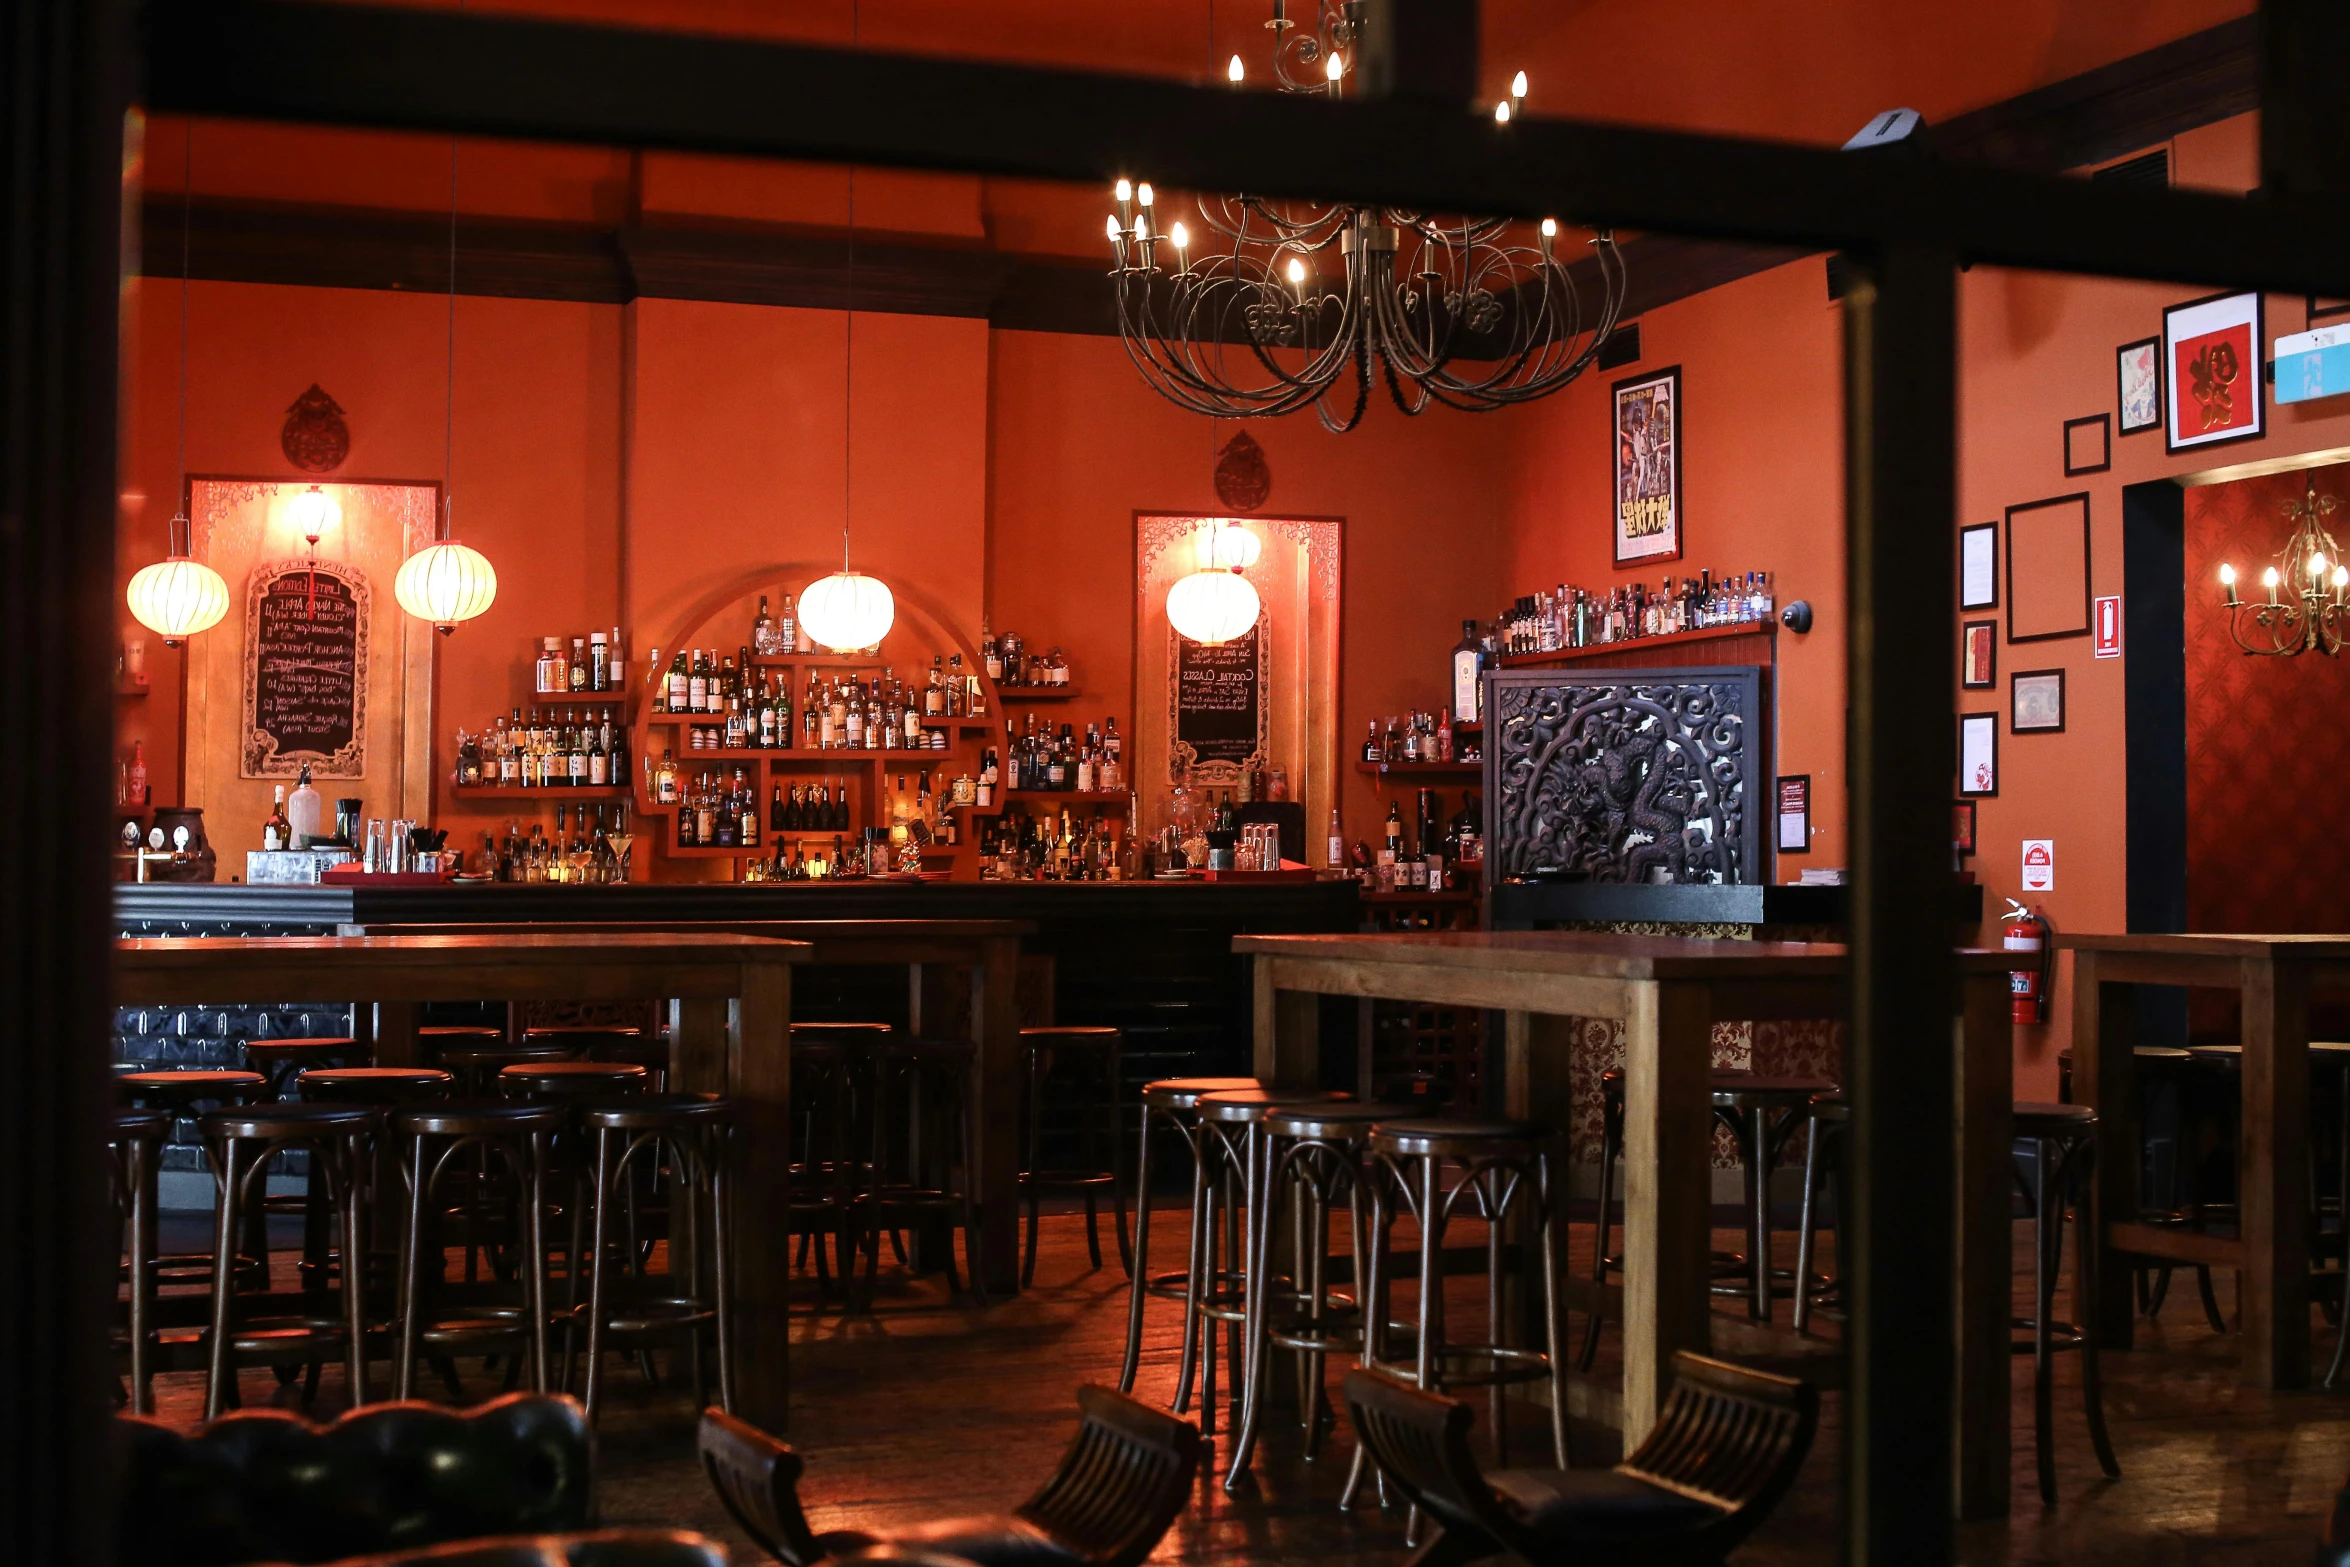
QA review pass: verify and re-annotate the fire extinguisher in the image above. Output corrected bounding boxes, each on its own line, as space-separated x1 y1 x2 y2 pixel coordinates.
2003 898 2055 1025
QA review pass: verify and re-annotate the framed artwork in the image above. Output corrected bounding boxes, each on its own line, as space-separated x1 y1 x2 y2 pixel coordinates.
2011 668 2067 733
1612 365 1683 565
1952 799 1978 857
1775 774 1809 855
1959 712 1999 797
2116 336 2161 434
1960 522 1998 609
1961 619 1997 688
2164 290 2265 454
2312 297 2350 326
2063 413 2111 476
2006 493 2092 642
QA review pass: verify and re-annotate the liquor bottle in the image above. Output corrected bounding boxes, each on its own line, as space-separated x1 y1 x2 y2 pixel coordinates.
1075 730 1095 793
1385 800 1404 860
778 591 798 654
753 594 777 656
695 772 718 845
128 740 150 807
606 708 628 780
1102 718 1122 791
588 720 610 786
1451 619 1485 725
262 785 291 851
568 713 591 787
843 688 864 750
738 768 760 849
666 649 689 713
569 637 588 693
655 748 680 805
1047 727 1069 791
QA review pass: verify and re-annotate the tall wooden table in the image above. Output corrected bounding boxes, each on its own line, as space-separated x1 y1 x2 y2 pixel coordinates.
1237 931 2018 1518
114 933 808 1428
2060 932 2350 1387
342 917 1035 1295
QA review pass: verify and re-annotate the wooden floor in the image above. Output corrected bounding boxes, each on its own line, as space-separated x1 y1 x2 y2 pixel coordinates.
144 1206 2350 1565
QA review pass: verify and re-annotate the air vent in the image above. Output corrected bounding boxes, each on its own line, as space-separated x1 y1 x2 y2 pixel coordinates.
1597 323 1641 370
2091 148 2169 191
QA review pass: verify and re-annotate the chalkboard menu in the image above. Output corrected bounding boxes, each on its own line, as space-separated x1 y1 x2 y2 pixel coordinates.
241 562 370 777
1174 623 1265 773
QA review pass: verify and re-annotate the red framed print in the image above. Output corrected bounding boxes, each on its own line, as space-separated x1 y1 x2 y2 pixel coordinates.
1952 799 1978 857
1961 619 1997 688
2164 290 2265 454
2117 336 2161 435
1612 365 1682 565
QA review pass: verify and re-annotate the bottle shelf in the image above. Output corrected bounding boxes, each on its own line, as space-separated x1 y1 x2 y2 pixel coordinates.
1496 618 1776 667
747 654 887 669
1356 761 1482 778
453 785 629 800
521 691 638 711
1004 788 1133 803
994 686 1083 701
661 843 762 858
659 746 952 764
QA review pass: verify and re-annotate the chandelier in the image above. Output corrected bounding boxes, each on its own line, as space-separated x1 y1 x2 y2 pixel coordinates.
2216 477 2349 656
1106 3 1627 433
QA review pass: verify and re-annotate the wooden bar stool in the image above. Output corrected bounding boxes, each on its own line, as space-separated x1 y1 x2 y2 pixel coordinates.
2013 1101 2120 1504
299 1067 458 1305
526 1025 663 1087
389 1100 567 1401
433 1042 581 1095
120 1069 271 1299
242 1037 355 1098
110 1108 170 1413
1341 1116 1569 1510
1184 1087 1356 1439
855 1040 986 1305
1792 1090 1846 1332
577 1094 739 1422
1018 1025 1130 1286
1118 1075 1259 1396
786 1033 864 1297
197 1102 375 1417
418 1024 506 1057
1227 1096 1390 1485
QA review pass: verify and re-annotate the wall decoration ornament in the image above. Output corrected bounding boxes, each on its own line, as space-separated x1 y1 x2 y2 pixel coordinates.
2116 337 2161 435
280 384 351 473
1961 620 1997 688
1213 429 1272 512
1485 665 1759 886
1959 711 1998 796
2011 668 2066 733
2164 290 2265 454
2063 413 2111 476
1612 365 1683 565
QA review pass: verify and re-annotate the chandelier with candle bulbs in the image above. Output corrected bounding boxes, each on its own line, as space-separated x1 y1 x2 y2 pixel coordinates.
1106 2 1626 433
2215 476 2350 656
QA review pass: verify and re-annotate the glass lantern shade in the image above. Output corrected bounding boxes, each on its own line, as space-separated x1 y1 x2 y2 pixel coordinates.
800 570 896 652
1166 568 1261 645
125 556 230 645
394 540 499 630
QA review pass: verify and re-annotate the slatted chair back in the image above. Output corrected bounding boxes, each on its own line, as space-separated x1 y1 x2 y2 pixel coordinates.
1014 1384 1202 1567
1619 1351 1818 1529
697 1410 824 1567
1340 1367 1523 1553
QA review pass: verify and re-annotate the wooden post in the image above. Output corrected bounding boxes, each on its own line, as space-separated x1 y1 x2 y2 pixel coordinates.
1953 970 2013 1518
730 954 794 1428
1252 958 1319 1087
1619 979 1711 1446
673 997 731 1095
972 935 1023 1293
2072 949 2141 1350
372 1000 418 1068
2240 951 2312 1387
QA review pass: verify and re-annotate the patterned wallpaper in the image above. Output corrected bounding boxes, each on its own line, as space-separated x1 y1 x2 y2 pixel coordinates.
2184 467 2350 934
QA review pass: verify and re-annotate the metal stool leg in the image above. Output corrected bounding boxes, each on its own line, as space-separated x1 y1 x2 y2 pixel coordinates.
1117 1106 1160 1392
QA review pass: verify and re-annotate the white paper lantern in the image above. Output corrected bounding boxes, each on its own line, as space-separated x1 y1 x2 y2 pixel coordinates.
1187 521 1262 572
800 570 896 653
1166 568 1261 645
395 540 499 631
126 555 230 646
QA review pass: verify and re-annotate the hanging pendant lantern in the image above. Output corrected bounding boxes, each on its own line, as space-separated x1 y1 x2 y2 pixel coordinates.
799 569 896 653
127 511 230 646
395 535 499 634
1166 567 1260 645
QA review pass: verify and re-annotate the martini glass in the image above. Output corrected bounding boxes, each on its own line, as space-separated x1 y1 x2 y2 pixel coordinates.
605 832 636 883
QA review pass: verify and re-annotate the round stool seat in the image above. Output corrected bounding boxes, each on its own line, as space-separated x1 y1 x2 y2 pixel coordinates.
437 1042 577 1070
580 1092 735 1132
1142 1076 1260 1112
197 1101 377 1141
2133 1045 2195 1061
1807 1089 1848 1122
1265 1099 1397 1140
523 1024 646 1050
499 1059 649 1097
2315 1040 2350 1055
1196 1087 1354 1125
389 1099 571 1138
118 1069 266 1106
792 1021 892 1043
419 1024 504 1046
112 1108 171 1140
297 1066 453 1104
242 1037 352 1069
1371 1117 1550 1158
2015 1101 2098 1135
1711 1072 1838 1108
1021 1025 1120 1049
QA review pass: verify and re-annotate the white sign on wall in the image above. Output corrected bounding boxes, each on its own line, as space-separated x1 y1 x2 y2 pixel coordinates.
2021 838 2055 892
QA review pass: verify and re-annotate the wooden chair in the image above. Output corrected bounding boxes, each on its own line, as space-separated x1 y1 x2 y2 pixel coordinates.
699 1384 1199 1567
1342 1352 1817 1567
280 1531 729 1567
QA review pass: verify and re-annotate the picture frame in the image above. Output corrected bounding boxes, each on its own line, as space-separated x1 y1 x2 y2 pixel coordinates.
1612 365 1683 566
2116 336 2161 434
2006 493 2093 643
2011 668 2067 733
1952 799 1978 857
2063 412 2111 476
1959 712 1999 797
2312 297 2350 326
1959 522 1998 609
1775 774 1809 856
1961 619 1997 688
2164 290 2265 454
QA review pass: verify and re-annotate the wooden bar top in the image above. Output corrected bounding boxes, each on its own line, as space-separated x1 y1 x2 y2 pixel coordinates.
2058 932 2350 960
113 931 810 1004
117 931 811 962
1238 929 2013 977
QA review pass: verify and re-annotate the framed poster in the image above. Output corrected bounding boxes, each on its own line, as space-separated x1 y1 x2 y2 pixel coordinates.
2063 413 2111 476
1775 774 1809 855
1952 799 1978 857
2313 297 2350 326
1612 365 1682 565
2164 290 2265 454
242 560 369 777
1960 522 1998 609
1959 712 1998 797
1171 622 1267 773
2116 336 2161 434
2006 493 2092 642
2011 668 2066 733
1961 620 1997 688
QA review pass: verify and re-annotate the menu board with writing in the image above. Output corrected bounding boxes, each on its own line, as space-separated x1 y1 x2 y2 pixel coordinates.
1171 623 1266 781
241 561 370 778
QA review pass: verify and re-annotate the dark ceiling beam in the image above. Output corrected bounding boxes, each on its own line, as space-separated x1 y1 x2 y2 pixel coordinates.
143 1 2350 297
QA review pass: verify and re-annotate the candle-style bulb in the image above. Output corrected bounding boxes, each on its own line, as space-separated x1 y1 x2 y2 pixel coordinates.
2314 551 2330 576
2333 566 2347 589
1114 178 1132 204
1325 51 1344 82
2220 562 2237 585
1228 53 1245 83
2264 566 2282 588
1136 182 1154 208
1170 220 1189 249
1106 214 1121 240
1540 217 1559 237
1494 101 1511 124
1286 257 1307 285
1512 70 1529 99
